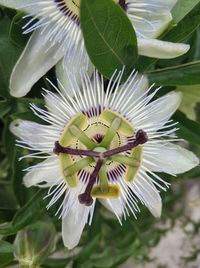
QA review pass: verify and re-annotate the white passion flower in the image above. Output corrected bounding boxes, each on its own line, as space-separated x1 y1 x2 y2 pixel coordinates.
0 0 190 97
10 70 199 249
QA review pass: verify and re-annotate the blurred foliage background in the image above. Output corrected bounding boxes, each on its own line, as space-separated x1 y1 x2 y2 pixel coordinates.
0 1 200 268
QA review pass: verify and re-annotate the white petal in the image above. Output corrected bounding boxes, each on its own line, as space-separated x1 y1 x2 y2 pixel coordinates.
0 0 37 12
128 4 171 39
10 119 58 152
144 143 199 174
138 38 190 59
120 73 149 100
10 25 64 97
136 74 149 94
44 92 73 125
136 91 182 132
99 198 124 217
109 73 149 118
144 181 162 218
134 175 162 218
56 51 94 97
62 207 88 249
127 0 177 39
23 156 60 187
62 184 94 249
165 0 178 9
143 0 177 10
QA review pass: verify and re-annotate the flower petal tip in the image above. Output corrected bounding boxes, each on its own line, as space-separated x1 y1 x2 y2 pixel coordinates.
138 39 190 59
150 199 162 218
184 150 200 171
9 73 30 98
170 145 199 174
9 119 21 135
23 173 33 188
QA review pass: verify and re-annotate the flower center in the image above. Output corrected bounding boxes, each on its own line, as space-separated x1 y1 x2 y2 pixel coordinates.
54 109 148 206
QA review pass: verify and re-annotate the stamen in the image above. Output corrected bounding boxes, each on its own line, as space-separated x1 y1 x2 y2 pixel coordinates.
54 129 148 158
64 157 94 177
110 155 140 167
54 125 148 206
78 159 104 206
99 163 109 193
69 125 97 149
99 117 121 148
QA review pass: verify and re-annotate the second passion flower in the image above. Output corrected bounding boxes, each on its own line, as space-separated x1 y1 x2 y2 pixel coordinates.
0 0 190 97
10 70 199 249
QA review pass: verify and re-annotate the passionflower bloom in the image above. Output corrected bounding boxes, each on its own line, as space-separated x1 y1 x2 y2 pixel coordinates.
0 0 189 97
10 70 199 249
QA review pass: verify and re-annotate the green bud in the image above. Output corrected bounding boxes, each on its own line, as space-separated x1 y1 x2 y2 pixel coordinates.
14 221 56 268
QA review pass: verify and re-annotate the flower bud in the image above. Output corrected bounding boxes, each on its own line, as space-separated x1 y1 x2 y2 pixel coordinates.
14 221 56 267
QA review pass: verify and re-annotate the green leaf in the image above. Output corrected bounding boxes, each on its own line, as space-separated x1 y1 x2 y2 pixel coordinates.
163 10 200 43
172 0 200 24
0 240 14 267
12 149 31 206
148 61 200 86
9 12 29 48
0 186 17 212
74 235 100 264
44 258 71 268
0 14 22 98
89 240 139 268
189 29 200 61
3 117 16 164
80 0 137 80
173 111 200 146
0 99 12 118
12 189 47 230
0 189 48 235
